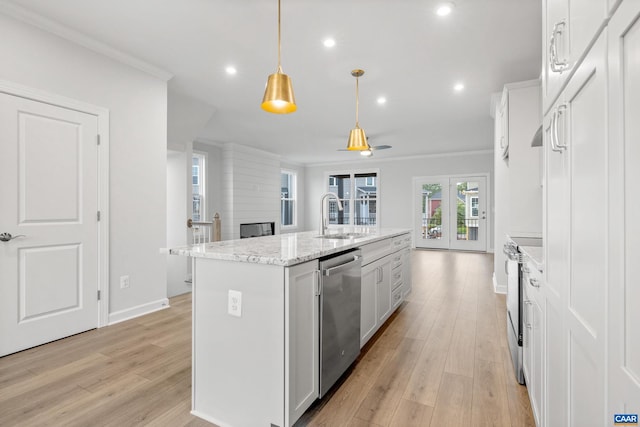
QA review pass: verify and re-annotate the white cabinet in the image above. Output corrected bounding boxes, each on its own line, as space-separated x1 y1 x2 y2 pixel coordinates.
285 260 320 425
542 0 610 112
607 0 640 418
522 261 544 427
543 30 607 427
493 81 542 293
376 257 392 323
192 257 320 427
360 261 378 346
359 232 411 348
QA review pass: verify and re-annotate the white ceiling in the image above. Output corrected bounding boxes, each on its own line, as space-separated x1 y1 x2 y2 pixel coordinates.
4 0 541 165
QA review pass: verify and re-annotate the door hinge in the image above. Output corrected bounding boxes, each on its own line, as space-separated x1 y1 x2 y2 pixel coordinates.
97 134 101 145
97 290 101 301
97 211 101 221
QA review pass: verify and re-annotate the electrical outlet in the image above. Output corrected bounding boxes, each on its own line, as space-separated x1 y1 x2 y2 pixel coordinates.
228 290 242 317
120 275 130 289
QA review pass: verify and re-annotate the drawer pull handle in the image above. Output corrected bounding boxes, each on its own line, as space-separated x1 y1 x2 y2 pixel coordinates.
529 278 540 288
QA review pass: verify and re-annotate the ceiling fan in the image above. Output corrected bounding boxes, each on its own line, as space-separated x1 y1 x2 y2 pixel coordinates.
337 137 392 157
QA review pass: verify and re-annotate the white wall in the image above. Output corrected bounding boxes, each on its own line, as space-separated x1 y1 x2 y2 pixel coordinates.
221 144 281 240
0 14 168 318
304 151 495 250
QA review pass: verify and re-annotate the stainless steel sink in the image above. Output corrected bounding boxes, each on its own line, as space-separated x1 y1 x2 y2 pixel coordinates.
316 233 367 240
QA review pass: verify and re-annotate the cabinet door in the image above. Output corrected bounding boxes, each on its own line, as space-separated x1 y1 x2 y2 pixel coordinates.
522 284 532 385
531 299 543 427
545 32 608 427
360 262 378 348
565 33 607 427
542 0 609 112
285 260 319 425
607 0 640 419
376 259 392 324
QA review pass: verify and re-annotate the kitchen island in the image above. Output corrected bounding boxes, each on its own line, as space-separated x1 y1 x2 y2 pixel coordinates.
168 228 411 427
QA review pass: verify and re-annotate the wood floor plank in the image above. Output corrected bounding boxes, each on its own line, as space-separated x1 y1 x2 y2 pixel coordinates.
444 317 476 378
389 398 434 427
471 358 512 427
354 338 425 426
429 372 474 427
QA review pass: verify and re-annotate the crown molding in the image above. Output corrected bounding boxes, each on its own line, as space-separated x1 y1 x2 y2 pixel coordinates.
0 0 173 81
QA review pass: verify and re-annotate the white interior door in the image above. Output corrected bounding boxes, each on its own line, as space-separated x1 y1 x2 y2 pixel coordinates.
414 175 487 251
0 92 100 356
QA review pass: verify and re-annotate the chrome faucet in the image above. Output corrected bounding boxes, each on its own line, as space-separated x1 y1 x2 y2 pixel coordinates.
320 192 343 236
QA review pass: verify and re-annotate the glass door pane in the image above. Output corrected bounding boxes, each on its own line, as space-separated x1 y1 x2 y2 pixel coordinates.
414 177 449 249
449 177 486 251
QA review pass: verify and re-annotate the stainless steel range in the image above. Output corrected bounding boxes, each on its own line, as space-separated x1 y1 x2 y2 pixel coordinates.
503 235 542 385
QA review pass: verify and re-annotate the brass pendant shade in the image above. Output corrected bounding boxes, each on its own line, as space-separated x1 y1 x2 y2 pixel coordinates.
346 69 371 151
348 127 368 151
262 0 297 114
262 68 297 113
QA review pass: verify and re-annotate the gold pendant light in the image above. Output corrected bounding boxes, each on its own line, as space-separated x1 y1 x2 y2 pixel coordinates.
262 0 297 114
347 69 370 151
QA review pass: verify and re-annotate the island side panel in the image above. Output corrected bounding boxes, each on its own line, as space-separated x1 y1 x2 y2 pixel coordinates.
192 257 285 427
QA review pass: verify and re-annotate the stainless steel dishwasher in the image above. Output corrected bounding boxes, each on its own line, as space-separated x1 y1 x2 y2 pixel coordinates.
318 248 362 397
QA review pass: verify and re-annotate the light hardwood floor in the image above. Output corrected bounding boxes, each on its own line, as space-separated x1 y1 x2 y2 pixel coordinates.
0 250 534 427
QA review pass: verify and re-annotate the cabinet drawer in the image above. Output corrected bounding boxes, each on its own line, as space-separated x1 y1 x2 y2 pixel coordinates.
392 286 403 309
392 234 409 251
391 269 403 291
360 238 393 266
391 253 403 271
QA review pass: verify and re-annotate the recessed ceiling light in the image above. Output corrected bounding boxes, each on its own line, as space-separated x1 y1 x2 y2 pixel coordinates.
436 2 455 17
377 96 387 105
323 38 336 48
225 66 237 75
454 82 465 92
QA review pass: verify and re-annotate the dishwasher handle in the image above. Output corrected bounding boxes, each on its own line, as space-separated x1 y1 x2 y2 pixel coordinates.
323 255 361 276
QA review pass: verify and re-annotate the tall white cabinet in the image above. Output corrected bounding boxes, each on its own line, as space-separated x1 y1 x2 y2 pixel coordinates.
493 81 542 293
540 0 639 425
607 0 640 417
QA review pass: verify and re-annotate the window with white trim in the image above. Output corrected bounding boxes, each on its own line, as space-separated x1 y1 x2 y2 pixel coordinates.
327 171 378 226
192 153 206 221
281 170 297 227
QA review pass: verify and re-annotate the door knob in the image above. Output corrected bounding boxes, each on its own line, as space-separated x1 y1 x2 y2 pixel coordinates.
0 233 25 242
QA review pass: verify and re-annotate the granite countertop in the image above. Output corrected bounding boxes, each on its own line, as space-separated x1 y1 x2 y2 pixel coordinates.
167 228 411 266
520 245 543 272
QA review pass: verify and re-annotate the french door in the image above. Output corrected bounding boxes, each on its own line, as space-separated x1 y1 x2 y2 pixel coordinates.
414 175 487 251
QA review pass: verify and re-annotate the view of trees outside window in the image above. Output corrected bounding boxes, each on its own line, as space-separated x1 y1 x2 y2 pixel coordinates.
281 170 296 227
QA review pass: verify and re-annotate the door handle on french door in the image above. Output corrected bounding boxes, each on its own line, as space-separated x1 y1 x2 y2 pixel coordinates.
0 233 25 242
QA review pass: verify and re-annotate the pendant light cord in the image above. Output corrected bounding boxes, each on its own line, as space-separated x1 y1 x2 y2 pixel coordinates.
355 76 360 127
277 0 282 73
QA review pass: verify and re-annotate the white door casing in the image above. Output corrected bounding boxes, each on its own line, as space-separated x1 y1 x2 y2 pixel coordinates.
0 83 109 356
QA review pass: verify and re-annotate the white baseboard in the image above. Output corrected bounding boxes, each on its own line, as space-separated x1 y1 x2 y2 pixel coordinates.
493 272 507 294
108 298 170 325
